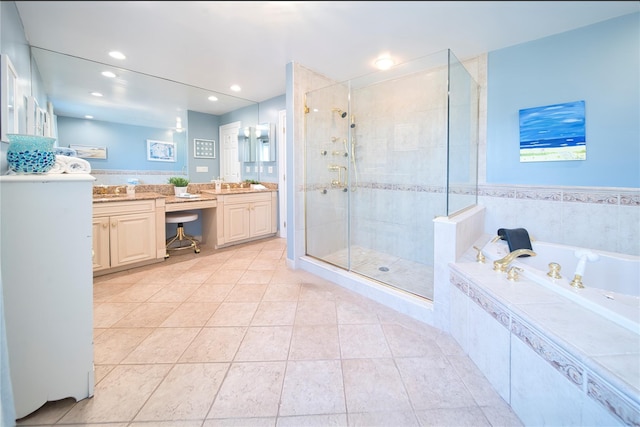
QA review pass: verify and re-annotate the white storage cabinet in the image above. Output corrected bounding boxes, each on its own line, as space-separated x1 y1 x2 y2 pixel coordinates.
0 175 95 419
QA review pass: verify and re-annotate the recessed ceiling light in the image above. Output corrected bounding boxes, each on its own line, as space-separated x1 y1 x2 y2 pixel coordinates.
208 95 218 102
101 71 116 78
230 84 241 92
374 56 395 71
109 51 126 60
91 92 103 97
85 115 94 119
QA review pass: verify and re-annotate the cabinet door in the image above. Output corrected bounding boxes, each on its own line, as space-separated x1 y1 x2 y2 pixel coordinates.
110 212 156 267
92 217 111 271
250 200 272 237
224 203 251 243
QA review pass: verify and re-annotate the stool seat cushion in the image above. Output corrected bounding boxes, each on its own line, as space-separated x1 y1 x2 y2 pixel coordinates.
165 212 198 224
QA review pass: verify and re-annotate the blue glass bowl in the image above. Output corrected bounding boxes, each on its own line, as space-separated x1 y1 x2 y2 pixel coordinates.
6 134 57 174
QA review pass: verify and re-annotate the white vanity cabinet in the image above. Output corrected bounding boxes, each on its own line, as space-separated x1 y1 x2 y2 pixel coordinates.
0 175 95 419
92 199 165 274
215 191 277 247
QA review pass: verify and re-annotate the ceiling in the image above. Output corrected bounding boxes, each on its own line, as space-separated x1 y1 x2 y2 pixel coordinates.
14 1 639 129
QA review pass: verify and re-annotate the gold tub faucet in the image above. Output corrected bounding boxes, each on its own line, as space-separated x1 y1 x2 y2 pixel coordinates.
493 248 537 272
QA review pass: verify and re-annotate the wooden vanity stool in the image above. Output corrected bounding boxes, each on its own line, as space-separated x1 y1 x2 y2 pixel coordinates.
165 212 201 257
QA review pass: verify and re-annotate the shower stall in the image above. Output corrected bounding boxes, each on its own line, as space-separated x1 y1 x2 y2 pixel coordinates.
303 49 478 300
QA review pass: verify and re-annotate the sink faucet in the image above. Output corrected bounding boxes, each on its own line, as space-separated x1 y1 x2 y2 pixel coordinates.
493 248 536 272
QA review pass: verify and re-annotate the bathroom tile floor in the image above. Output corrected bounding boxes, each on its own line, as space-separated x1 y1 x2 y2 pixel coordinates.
16 237 522 427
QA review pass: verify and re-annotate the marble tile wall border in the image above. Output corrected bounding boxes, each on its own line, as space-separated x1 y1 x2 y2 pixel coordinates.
300 182 639 206
450 270 640 426
91 169 180 177
479 184 640 207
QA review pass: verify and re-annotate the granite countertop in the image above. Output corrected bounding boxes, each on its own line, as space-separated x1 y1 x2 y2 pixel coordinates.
200 187 275 196
92 192 165 203
92 184 277 204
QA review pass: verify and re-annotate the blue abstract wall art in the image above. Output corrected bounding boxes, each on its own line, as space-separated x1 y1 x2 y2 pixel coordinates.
519 100 586 162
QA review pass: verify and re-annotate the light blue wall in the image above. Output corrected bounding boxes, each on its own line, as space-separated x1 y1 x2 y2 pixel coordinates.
487 12 639 188
220 103 260 130
57 116 187 173
187 110 220 182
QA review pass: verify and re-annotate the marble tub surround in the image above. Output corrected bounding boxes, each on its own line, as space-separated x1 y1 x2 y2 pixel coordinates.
449 243 640 426
477 184 640 256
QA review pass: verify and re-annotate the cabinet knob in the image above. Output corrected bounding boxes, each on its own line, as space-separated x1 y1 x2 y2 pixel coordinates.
102 223 108 229
111 222 117 228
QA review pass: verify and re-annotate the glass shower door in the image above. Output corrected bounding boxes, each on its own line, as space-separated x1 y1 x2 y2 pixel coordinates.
346 51 450 300
304 84 351 269
303 49 478 301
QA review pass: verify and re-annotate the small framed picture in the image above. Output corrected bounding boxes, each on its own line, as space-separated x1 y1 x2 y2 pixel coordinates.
70 144 108 159
147 139 176 162
194 138 216 158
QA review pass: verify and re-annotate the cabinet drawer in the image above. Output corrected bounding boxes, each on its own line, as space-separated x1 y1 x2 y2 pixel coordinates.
93 199 156 217
223 192 272 205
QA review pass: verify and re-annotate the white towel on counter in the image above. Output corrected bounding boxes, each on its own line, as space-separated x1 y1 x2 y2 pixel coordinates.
48 155 67 174
63 156 91 173
47 155 92 174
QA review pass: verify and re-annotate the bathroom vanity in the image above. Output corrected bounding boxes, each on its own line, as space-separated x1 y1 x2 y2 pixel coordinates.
92 185 278 274
92 198 166 273
206 190 278 248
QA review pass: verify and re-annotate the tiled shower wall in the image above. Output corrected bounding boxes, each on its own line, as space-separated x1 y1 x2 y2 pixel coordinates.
349 63 449 265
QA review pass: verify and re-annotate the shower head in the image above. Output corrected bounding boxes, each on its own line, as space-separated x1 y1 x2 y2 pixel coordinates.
332 108 347 118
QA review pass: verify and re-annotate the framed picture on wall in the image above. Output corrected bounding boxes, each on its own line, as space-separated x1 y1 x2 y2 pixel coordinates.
147 139 176 162
519 100 586 162
70 144 108 159
194 138 216 158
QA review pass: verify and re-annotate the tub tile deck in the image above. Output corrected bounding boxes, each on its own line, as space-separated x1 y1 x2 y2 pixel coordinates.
450 259 640 426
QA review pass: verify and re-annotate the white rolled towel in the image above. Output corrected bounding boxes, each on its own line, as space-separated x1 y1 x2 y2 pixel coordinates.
63 156 91 173
47 155 67 174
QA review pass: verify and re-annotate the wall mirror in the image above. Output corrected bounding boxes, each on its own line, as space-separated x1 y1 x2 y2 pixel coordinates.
1 54 19 142
27 46 259 182
256 123 275 162
238 123 275 165
238 126 257 162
